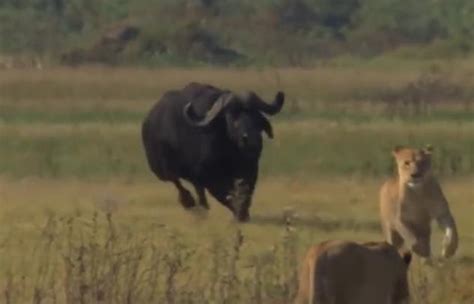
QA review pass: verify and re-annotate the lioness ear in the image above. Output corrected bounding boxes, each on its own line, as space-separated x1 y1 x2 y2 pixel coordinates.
392 145 404 157
423 144 434 155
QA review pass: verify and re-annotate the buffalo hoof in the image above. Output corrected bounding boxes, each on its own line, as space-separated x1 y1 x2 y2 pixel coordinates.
235 212 250 223
189 206 209 219
199 201 210 210
179 190 196 209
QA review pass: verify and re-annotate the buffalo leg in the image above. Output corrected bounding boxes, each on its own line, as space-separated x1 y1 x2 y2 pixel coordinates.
221 197 237 215
228 196 250 222
173 180 196 209
194 185 209 209
237 205 250 222
234 179 253 222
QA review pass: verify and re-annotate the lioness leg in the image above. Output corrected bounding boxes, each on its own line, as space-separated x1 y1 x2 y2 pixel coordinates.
386 228 405 249
413 237 431 258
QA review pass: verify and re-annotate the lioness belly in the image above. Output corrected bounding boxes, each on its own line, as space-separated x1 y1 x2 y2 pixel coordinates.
400 199 430 224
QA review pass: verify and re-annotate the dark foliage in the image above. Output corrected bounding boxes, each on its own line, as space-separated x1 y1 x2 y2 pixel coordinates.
2 0 474 65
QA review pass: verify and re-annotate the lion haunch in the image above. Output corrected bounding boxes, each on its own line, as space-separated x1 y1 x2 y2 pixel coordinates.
379 145 458 259
294 240 411 304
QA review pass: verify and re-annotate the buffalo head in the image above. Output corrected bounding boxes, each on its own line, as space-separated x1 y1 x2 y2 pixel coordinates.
184 91 284 157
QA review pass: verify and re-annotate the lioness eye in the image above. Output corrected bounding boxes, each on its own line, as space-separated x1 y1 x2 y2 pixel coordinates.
404 161 410 166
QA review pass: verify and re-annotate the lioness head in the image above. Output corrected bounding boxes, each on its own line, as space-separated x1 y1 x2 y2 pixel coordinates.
392 145 433 189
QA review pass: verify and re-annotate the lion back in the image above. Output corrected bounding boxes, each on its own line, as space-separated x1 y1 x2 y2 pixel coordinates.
294 241 333 304
295 241 410 304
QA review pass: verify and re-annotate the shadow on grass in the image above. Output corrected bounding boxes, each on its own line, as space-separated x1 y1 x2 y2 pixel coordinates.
250 213 381 232
456 255 474 265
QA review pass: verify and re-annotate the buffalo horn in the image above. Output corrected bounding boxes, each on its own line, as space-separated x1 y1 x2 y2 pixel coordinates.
183 93 234 127
248 91 285 115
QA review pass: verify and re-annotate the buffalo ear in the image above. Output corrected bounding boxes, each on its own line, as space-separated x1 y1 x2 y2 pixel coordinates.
256 113 273 138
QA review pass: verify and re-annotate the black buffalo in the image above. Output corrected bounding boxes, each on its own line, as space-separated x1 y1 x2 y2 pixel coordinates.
141 82 284 221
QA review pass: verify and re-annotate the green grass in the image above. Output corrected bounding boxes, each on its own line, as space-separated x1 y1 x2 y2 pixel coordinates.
1 120 473 179
1 66 474 303
2 104 474 124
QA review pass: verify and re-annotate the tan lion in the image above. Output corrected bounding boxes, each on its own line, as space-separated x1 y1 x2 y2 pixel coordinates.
294 240 412 304
379 145 458 259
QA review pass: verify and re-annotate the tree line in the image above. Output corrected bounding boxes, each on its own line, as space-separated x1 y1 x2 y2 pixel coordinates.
1 0 474 66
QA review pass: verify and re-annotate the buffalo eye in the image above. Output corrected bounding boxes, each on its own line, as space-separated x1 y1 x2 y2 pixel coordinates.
229 107 241 118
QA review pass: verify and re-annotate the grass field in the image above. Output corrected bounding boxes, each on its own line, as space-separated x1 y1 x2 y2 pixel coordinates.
1 65 473 303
